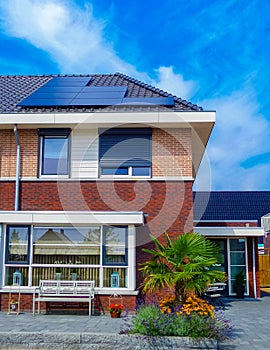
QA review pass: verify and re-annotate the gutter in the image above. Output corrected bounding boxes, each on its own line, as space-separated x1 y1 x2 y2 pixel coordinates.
13 124 20 211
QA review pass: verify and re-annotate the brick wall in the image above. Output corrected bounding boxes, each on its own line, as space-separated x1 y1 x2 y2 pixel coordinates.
0 127 192 180
16 180 193 234
0 130 17 178
0 181 15 210
20 130 38 177
0 179 193 300
152 128 192 177
0 293 137 314
247 236 260 298
0 129 38 178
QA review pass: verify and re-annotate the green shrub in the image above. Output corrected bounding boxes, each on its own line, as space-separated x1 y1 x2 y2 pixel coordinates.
131 304 187 336
131 304 231 340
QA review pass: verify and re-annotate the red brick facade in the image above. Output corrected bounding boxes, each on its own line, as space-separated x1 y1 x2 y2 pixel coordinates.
0 292 137 314
0 180 194 238
0 179 193 311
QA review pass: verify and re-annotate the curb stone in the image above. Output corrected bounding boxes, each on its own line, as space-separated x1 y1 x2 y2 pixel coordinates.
0 332 217 349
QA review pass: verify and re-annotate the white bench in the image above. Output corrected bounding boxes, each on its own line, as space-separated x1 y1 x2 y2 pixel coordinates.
33 280 95 316
205 282 226 298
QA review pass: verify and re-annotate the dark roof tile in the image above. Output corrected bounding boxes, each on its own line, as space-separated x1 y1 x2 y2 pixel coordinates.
0 73 203 113
193 191 270 224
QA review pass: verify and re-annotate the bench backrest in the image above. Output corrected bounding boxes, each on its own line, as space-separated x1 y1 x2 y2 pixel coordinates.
39 280 95 297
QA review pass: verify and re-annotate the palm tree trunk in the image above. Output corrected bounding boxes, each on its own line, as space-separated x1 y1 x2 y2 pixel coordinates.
175 281 186 305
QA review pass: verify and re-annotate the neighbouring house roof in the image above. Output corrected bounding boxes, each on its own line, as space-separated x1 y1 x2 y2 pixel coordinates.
0 72 202 114
193 191 270 224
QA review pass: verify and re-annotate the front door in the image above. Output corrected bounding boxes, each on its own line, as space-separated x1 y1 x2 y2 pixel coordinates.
209 239 229 295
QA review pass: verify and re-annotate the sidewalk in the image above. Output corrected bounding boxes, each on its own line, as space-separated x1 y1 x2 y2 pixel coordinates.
0 312 124 334
0 290 270 349
219 290 270 349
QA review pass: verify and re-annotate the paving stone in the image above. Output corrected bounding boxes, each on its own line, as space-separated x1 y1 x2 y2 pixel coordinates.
1 292 270 349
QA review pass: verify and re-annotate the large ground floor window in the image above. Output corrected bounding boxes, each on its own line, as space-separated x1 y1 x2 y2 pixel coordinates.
3 224 132 289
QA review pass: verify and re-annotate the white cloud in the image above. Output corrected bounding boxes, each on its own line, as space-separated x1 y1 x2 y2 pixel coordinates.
195 88 270 190
3 1 268 191
0 0 195 100
152 66 196 100
0 0 139 75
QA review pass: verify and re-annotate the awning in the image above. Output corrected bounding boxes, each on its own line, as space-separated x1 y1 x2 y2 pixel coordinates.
195 227 264 237
0 211 144 226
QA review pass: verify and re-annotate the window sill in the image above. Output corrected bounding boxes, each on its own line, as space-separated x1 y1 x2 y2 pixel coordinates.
0 287 139 295
39 175 69 179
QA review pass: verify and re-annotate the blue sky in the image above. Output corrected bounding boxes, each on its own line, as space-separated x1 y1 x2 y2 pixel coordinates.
0 0 270 191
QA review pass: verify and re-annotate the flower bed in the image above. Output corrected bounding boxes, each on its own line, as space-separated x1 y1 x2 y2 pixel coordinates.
130 295 231 341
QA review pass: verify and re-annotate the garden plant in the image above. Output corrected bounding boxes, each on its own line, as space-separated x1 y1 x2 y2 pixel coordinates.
140 232 226 304
131 232 231 340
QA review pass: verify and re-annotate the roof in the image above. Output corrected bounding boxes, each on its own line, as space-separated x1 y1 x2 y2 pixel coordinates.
193 191 270 223
0 72 202 113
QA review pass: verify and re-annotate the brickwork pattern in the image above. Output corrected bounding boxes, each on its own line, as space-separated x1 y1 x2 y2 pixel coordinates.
17 180 194 237
0 181 15 210
0 127 193 180
247 236 260 298
152 128 192 177
0 129 38 178
0 292 137 314
0 130 17 177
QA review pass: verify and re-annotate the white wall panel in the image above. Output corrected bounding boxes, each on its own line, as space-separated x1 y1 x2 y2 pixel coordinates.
71 128 98 178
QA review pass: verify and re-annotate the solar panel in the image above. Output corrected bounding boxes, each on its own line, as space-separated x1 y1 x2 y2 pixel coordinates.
25 92 78 99
20 98 72 106
122 97 174 106
70 98 123 106
44 77 92 87
18 77 129 107
35 86 83 93
80 86 127 93
76 91 126 99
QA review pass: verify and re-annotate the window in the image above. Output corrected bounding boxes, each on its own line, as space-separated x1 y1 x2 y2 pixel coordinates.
4 225 130 289
229 238 247 295
38 129 70 176
5 226 30 264
99 128 152 177
103 226 127 265
5 226 30 286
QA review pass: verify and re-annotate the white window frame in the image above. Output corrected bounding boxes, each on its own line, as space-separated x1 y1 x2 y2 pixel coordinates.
2 224 136 292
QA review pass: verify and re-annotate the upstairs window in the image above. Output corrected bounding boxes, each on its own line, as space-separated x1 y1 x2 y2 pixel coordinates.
38 129 70 176
99 128 152 177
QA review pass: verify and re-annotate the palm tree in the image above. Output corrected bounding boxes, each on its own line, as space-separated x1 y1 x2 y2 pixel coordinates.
140 232 226 305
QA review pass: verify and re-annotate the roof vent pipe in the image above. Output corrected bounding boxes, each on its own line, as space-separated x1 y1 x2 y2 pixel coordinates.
13 124 20 211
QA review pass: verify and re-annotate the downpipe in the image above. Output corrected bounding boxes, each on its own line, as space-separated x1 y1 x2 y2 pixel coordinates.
13 124 20 211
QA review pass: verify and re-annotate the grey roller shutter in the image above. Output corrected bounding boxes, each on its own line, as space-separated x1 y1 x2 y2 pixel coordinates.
99 128 152 167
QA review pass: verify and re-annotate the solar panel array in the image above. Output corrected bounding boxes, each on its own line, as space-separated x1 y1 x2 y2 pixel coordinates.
122 97 174 106
18 77 174 107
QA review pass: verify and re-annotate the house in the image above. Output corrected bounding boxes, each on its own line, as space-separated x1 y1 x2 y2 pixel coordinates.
193 191 266 298
2 72 259 313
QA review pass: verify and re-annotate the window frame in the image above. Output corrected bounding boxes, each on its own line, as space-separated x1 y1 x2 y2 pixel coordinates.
5 225 31 265
102 225 128 266
3 224 132 289
100 166 151 178
38 128 71 177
